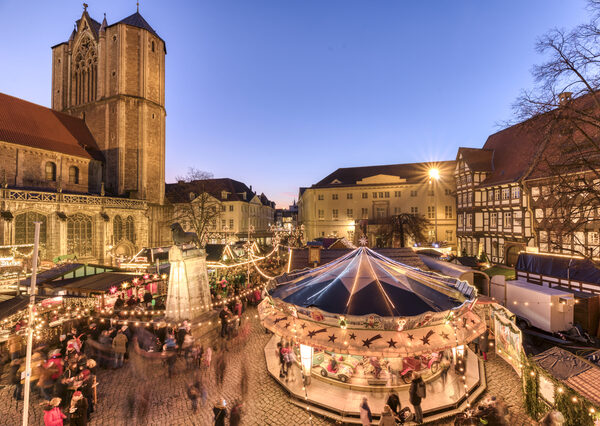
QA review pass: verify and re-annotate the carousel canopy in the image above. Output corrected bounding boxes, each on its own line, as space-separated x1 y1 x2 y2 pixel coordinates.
270 247 475 317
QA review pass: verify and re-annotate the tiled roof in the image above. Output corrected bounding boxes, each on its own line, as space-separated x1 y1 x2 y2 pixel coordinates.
110 12 165 50
566 369 600 406
312 161 455 188
76 14 102 38
457 147 494 172
0 92 103 161
165 178 269 205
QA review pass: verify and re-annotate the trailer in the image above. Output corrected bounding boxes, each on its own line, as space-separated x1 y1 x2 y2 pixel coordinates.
490 276 575 333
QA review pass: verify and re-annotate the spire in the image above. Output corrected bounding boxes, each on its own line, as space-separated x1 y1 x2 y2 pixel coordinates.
100 13 107 33
83 2 88 12
137 1 139 12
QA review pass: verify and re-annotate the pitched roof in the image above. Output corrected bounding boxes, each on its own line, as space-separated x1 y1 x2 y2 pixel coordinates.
0 92 103 161
110 12 165 51
76 13 102 38
165 178 267 204
312 161 455 188
457 147 494 172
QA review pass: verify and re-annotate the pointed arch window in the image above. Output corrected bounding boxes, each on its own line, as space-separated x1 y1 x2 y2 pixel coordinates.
113 215 123 242
72 36 97 106
67 213 93 257
125 216 135 243
15 212 47 245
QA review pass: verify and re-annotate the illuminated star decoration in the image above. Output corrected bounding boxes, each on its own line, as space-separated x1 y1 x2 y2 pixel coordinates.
284 323 290 329
359 235 368 247
407 334 414 341
328 334 337 343
300 323 307 329
349 332 357 340
387 338 397 348
440 331 450 340
421 330 435 345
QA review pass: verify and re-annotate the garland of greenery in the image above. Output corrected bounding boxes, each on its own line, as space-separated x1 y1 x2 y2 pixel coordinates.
522 356 599 426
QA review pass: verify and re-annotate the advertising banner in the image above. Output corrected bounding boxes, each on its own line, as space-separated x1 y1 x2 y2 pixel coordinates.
493 307 523 377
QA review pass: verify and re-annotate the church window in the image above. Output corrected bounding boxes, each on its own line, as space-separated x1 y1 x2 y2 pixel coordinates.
15 212 47 246
67 214 93 257
73 36 97 105
151 41 155 52
125 216 135 243
69 166 79 184
45 162 57 181
113 215 123 242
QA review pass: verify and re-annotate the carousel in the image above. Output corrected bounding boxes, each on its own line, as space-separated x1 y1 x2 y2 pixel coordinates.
259 246 487 423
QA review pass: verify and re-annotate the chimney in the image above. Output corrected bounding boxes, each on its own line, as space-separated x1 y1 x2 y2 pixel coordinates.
559 92 572 105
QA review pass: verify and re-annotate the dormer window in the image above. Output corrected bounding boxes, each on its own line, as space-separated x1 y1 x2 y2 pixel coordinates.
221 191 228 200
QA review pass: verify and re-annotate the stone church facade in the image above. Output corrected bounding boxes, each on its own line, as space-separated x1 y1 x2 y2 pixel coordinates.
0 7 170 264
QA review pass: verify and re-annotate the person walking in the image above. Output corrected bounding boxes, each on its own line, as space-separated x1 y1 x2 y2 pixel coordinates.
480 328 490 361
359 396 373 426
7 333 22 360
409 372 426 424
69 391 88 426
379 404 396 426
43 398 66 426
440 354 451 386
10 358 22 401
219 307 230 338
187 382 199 413
213 399 227 426
112 330 128 368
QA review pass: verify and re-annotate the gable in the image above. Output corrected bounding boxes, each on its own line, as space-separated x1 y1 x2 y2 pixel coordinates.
357 174 407 185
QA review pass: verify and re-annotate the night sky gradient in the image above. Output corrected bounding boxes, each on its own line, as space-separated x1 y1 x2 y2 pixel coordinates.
0 1 590 206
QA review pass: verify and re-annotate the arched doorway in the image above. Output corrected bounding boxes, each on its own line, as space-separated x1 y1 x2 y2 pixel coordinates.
505 243 524 267
459 271 491 296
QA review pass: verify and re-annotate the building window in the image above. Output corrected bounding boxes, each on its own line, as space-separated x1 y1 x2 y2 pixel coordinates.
332 209 339 219
490 212 497 227
468 192 473 204
318 194 324 201
410 190 418 197
511 186 521 199
445 230 453 242
494 190 500 201
68 166 79 184
332 194 338 200
428 190 434 196
346 193 352 200
15 212 47 245
125 216 135 243
361 208 368 219
113 215 123 242
375 207 386 218
503 212 512 228
445 189 452 196
362 192 368 199
347 230 354 241
458 214 463 228
502 188 510 200
45 162 57 181
229 219 234 228
346 209 353 219
220 205 226 212
229 205 234 212
222 220 226 228
589 232 599 245
394 207 401 214
467 214 473 227
151 40 155 52
372 192 378 199
67 213 93 257
394 191 401 198
445 205 452 219
384 192 390 198
411 207 419 214
427 206 435 219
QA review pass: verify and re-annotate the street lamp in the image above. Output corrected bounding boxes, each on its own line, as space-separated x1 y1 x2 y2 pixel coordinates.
428 168 440 244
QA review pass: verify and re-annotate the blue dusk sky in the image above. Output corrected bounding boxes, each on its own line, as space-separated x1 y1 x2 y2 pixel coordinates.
0 1 591 207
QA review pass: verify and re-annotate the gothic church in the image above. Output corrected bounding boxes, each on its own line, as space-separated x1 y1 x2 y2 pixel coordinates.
0 6 168 263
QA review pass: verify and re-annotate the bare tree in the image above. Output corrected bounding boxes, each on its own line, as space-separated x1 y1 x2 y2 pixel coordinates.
169 168 222 247
372 214 431 248
514 1 600 259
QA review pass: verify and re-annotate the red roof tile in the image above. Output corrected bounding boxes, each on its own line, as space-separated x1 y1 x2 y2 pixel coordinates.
566 369 600 406
0 92 103 161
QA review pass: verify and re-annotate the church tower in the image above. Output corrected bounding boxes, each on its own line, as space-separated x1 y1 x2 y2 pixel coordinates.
51 5 166 205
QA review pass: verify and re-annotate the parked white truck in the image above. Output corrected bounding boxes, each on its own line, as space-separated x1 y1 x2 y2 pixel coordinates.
490 276 575 333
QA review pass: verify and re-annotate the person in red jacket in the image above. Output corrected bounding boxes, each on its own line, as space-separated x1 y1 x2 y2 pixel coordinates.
46 349 63 380
43 397 66 426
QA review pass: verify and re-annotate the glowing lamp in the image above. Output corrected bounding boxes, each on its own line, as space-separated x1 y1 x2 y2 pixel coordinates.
428 168 440 181
300 344 313 382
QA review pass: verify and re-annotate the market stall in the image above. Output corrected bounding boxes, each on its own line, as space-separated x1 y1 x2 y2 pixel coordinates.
259 246 487 422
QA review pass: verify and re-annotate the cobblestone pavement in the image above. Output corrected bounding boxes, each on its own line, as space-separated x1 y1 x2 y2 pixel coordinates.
0 308 535 426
